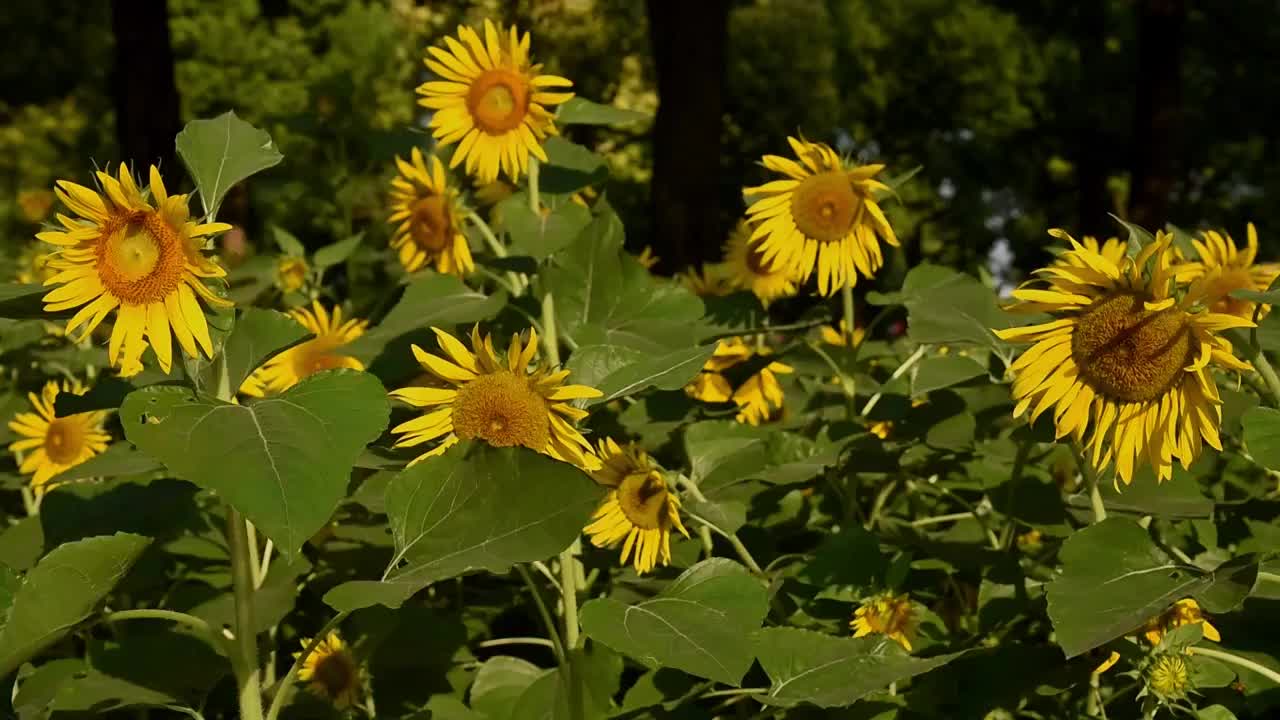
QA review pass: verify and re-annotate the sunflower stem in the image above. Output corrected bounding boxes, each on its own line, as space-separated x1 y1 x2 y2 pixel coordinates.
514 564 566 663
1085 463 1108 524
861 344 927 417
841 283 859 418
528 157 541 215
466 210 524 295
1188 646 1280 685
264 611 350 720
1253 350 1280 409
103 609 225 653
228 508 264 720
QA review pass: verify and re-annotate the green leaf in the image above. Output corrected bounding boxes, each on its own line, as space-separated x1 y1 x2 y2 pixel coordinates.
1229 287 1280 305
0 283 49 320
579 558 767 685
53 375 156 415
587 344 716 405
868 264 1009 349
1194 554 1259 613
1046 518 1210 658
754 628 962 708
556 97 649 126
508 648 620 720
211 307 310 392
684 421 841 493
47 444 163 484
314 234 363 270
187 556 311 635
175 111 283 219
1191 655 1238 689
1198 704 1240 720
1242 407 1280 471
325 443 601 611
501 194 593 260
348 274 506 364
540 137 608 195
912 355 987 395
271 225 306 257
0 533 152 677
470 655 543 719
119 371 389 556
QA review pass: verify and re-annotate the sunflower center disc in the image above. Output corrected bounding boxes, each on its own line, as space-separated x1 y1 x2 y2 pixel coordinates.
616 470 668 530
468 69 529 134
790 171 859 244
98 211 187 304
313 651 357 701
1071 292 1193 403
451 370 550 450
410 195 453 252
43 418 84 465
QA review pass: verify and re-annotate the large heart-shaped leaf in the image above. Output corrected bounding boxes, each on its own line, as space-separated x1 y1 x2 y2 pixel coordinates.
571 344 715 405
176 111 283 219
579 558 767 685
348 274 506 365
120 370 389 556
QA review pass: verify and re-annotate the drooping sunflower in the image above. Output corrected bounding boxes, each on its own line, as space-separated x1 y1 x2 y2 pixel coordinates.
388 147 474 277
1141 598 1220 645
684 337 792 426
851 592 916 651
417 19 574 184
1174 224 1280 319
295 631 361 709
7 379 110 494
744 137 898 296
584 438 689 574
389 326 602 469
722 219 798 305
994 229 1252 485
36 165 232 376
240 301 367 397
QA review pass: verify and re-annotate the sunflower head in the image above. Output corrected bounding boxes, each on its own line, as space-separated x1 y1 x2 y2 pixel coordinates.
744 136 898 295
677 264 729 297
389 325 602 470
584 438 689 574
388 147 474 277
850 592 916 651
7 379 110 494
37 165 232 376
275 256 309 293
723 219 798 305
418 19 574 183
296 631 361 709
684 337 793 425
1174 224 1280 319
1142 598 1220 646
820 319 864 348
240 301 367 397
994 229 1253 485
1146 652 1193 700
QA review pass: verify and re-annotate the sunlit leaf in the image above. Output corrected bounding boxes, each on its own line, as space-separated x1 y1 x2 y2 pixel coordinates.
175 111 283 219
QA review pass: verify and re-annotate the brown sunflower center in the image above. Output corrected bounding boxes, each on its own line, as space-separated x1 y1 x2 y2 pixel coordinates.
97 211 187 304
468 69 530 134
451 371 550 450
312 650 358 702
790 171 860 244
43 418 86 465
616 470 670 530
745 242 777 276
409 195 453 252
1072 292 1193 403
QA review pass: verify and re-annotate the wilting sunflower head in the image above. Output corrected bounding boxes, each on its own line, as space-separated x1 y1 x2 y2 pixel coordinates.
240 301 367 397
389 325 602 470
388 147 474 277
584 438 689 574
722 219 798 305
1174 223 1280 319
744 136 898 296
850 592 916 651
1146 652 1193 700
36 165 232 376
677 263 730 297
994 229 1254 485
7 379 110 494
417 19 574 183
1142 598 1220 646
274 255 309 293
296 631 361 709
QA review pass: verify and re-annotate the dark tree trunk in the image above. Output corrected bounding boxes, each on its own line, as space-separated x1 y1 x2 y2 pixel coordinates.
1076 0 1110 236
111 0 181 174
1129 0 1185 229
646 0 730 271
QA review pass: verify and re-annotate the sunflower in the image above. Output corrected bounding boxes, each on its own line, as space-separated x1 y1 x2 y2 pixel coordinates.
722 219 798 305
732 358 792 426
388 147 474 277
993 229 1252 485
7 379 110 494
677 264 729 297
744 137 898 296
275 255 309 293
417 19 574 184
1142 598 1220 646
389 325 602 469
36 165 232 376
240 302 367 397
1174 224 1280 319
295 631 361 709
14 242 56 285
1071 235 1127 268
820 319 865 348
584 438 689 574
851 592 916 651
684 337 792 425
1147 653 1192 700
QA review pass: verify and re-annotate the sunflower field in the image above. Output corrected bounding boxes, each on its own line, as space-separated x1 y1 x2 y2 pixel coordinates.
3 8 1280 720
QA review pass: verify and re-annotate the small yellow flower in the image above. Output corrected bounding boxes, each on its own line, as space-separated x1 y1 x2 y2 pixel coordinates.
868 420 893 440
1015 529 1043 551
7 379 110 494
14 243 56 285
1142 598 1220 646
295 631 361 709
634 245 660 270
820 319 865 348
1147 652 1193 700
275 256 309 293
584 439 689 574
851 592 916 651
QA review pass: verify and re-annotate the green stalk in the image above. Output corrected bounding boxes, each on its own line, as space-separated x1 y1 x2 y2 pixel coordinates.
840 282 858 419
528 157 541 214
1189 646 1280 685
228 508 264 720
1254 350 1280 408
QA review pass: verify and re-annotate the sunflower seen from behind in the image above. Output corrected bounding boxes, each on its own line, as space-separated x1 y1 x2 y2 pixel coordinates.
36 165 232 376
388 147 474 277
722 219 798 305
1174 223 1280 319
418 19 574 184
240 301 368 397
8 379 110 494
295 631 361 709
389 325 601 470
584 438 689 574
744 137 898 296
994 229 1252 485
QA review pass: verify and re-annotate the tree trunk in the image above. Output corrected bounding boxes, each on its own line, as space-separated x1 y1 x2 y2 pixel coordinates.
1129 0 1185 230
111 0 181 174
1076 0 1110 236
645 0 730 271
